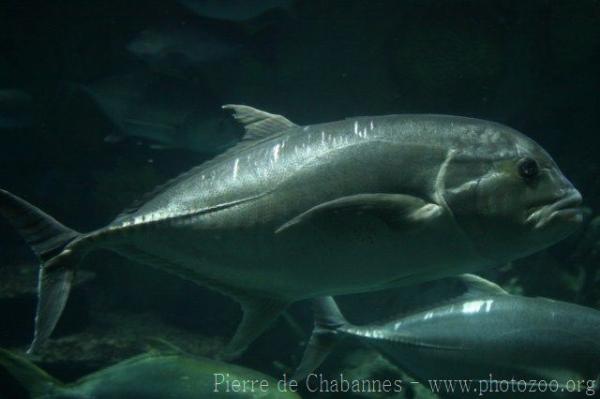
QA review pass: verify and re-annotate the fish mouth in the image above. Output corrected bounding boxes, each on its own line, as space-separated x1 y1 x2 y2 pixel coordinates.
527 190 583 229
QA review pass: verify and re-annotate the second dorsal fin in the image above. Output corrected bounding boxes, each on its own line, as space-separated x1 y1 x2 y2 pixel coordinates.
222 104 297 139
458 274 509 298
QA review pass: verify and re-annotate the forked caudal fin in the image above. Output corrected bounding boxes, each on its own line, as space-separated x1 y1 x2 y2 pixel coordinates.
0 348 64 398
292 297 348 381
0 189 82 354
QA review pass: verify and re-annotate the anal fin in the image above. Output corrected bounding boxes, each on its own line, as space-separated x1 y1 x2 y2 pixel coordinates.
219 296 288 361
293 297 347 381
111 247 289 360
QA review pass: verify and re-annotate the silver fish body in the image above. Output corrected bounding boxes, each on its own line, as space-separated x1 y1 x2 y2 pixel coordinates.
107 115 487 298
0 106 583 357
346 296 600 385
103 112 580 296
294 277 599 397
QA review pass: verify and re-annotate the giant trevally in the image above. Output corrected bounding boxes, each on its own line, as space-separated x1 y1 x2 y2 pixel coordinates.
293 275 600 398
0 348 301 399
0 106 583 359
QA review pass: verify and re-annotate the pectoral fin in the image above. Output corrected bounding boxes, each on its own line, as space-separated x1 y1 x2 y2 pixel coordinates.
276 193 443 234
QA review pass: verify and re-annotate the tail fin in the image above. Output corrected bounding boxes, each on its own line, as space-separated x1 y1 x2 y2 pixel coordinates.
292 297 348 381
0 189 81 354
0 348 64 397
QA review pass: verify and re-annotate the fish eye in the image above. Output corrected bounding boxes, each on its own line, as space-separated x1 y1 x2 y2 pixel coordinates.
518 157 539 179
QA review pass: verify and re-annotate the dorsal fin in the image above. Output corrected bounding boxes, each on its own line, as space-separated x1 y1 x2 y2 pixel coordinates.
144 337 186 355
458 274 509 298
222 104 297 139
112 105 298 223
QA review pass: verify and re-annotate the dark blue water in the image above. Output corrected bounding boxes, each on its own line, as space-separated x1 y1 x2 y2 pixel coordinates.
0 1 599 398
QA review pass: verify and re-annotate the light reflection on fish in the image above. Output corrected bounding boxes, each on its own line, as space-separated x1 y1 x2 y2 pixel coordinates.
0 106 583 359
294 275 600 398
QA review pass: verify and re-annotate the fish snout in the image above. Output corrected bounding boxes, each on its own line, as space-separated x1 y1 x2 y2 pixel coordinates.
528 189 583 229
549 189 583 224
549 189 582 211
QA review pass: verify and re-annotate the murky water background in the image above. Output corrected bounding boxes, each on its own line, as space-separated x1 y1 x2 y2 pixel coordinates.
1 1 599 398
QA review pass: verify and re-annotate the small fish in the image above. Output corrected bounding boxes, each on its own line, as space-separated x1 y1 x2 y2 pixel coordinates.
178 0 293 21
0 348 301 399
294 275 600 397
0 106 582 359
0 89 34 129
78 72 242 152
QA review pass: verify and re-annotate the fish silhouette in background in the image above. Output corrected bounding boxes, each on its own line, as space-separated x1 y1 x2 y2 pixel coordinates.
126 22 246 72
74 72 243 152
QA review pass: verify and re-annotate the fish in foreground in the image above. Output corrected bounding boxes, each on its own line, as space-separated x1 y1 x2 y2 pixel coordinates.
0 348 301 399
0 106 583 358
293 275 600 398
